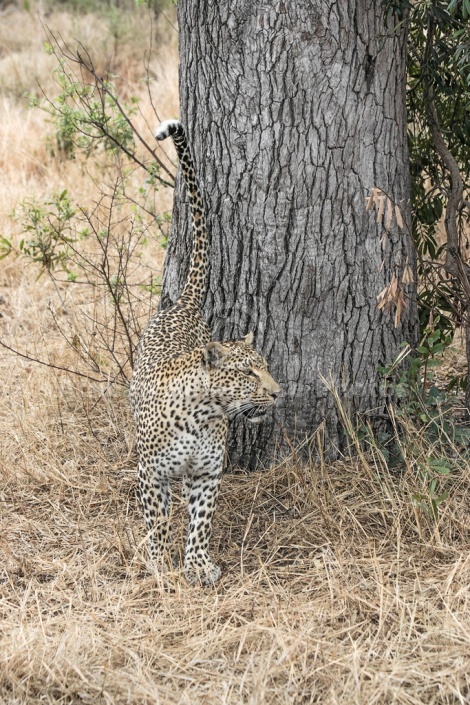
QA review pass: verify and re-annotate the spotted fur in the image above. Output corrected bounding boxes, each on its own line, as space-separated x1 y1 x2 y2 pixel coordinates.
130 120 280 586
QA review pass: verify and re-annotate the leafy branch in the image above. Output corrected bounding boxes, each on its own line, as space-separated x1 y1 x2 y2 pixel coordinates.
1 179 163 385
34 27 176 188
423 10 469 296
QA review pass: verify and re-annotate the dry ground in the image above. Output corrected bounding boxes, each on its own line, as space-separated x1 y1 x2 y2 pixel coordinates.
1 4 470 704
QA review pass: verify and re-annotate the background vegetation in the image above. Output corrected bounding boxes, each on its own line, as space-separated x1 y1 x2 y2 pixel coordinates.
0 1 469 703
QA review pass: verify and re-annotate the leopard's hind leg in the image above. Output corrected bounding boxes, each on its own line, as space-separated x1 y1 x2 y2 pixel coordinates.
138 460 172 571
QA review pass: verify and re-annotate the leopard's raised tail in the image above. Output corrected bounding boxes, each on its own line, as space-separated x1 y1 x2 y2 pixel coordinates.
156 120 208 310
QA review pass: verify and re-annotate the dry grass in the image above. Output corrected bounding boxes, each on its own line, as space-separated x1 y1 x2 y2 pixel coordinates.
1 4 470 704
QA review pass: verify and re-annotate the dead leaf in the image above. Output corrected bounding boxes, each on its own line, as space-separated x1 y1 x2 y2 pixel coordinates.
386 196 393 230
395 204 404 229
365 188 375 212
377 193 385 224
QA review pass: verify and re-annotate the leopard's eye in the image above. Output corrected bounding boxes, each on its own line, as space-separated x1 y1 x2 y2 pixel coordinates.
243 368 257 377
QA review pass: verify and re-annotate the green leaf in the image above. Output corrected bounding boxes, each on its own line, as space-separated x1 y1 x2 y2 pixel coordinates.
428 458 451 474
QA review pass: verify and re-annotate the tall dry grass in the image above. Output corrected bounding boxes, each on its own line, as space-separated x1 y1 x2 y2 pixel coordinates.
1 4 470 704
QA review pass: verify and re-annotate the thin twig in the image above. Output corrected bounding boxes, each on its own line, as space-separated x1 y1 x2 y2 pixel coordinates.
0 338 109 384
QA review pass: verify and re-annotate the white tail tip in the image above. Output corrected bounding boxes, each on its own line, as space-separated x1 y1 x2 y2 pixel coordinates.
155 119 183 141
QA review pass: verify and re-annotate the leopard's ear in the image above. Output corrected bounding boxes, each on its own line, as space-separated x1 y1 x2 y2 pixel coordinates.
242 331 254 347
203 341 229 368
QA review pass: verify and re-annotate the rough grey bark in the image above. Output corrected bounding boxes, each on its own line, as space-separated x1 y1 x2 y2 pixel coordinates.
160 0 418 467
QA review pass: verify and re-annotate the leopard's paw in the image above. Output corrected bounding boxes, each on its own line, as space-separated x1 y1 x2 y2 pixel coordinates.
184 559 221 587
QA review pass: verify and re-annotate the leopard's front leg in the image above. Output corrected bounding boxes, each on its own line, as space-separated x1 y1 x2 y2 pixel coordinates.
183 470 223 586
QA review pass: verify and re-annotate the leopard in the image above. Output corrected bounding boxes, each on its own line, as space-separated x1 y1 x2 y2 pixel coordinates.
129 119 280 586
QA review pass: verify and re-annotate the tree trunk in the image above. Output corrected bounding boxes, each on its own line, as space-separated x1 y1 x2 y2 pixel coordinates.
161 0 418 468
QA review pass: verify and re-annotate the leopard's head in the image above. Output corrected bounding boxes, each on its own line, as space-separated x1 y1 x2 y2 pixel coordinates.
203 332 280 423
